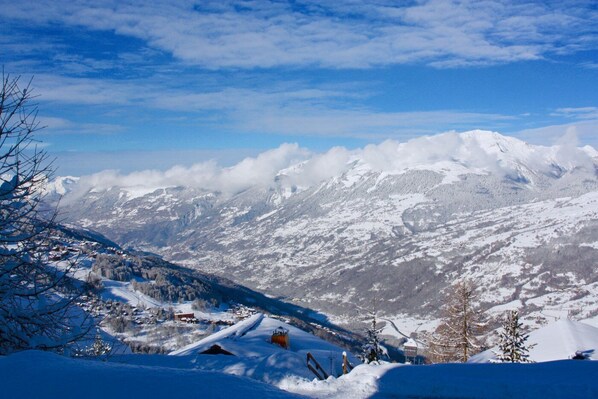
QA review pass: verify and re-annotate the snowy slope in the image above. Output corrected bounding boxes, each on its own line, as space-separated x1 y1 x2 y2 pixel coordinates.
0 351 302 399
469 319 598 363
49 226 360 355
4 350 598 399
167 313 361 383
282 360 598 399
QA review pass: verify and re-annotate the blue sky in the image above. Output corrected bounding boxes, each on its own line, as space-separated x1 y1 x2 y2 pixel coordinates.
1 0 597 175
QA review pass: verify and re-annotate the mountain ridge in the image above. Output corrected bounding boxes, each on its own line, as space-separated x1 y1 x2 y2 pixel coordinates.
46 130 598 336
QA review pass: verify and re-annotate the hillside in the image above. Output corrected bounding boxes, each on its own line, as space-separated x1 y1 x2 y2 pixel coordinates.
46 225 360 355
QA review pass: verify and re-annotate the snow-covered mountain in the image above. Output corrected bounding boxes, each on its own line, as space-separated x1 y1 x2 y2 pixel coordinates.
49 130 598 335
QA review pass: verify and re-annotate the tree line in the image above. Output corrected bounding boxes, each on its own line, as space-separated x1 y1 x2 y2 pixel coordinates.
361 280 534 364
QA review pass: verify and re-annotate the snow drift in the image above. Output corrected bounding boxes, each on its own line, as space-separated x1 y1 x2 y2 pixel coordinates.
4 350 598 399
469 319 598 363
0 350 301 399
168 313 361 383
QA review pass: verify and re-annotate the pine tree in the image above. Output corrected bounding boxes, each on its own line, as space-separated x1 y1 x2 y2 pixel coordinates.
496 310 533 363
361 312 384 363
86 331 112 357
428 280 486 363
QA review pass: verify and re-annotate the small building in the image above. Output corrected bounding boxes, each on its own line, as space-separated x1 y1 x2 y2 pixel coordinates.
200 344 234 356
174 313 198 323
404 338 418 358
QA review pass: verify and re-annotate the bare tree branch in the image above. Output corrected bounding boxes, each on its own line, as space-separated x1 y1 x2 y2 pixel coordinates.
0 71 90 355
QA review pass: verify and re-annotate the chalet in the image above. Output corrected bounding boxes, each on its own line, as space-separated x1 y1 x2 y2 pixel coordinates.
174 312 199 323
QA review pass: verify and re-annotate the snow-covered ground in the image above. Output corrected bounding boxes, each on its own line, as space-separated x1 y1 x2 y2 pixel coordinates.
281 360 598 399
3 350 598 399
100 279 163 308
470 319 598 363
4 313 598 398
0 350 301 399
119 313 362 384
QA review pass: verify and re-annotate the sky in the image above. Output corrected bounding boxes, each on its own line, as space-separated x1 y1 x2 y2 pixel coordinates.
1 0 597 176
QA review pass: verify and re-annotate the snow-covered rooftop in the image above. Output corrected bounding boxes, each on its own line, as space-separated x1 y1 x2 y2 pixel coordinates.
168 313 360 382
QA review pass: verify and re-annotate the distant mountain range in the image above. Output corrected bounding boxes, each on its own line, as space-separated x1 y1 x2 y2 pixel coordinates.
47 130 598 335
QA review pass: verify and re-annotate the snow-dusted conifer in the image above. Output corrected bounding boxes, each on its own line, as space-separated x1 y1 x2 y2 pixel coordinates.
86 331 112 357
361 312 385 363
496 310 533 363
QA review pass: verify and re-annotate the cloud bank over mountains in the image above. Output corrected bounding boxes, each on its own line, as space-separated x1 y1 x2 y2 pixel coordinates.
59 131 598 198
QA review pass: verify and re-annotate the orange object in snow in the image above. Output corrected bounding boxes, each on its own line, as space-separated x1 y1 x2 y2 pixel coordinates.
271 326 290 349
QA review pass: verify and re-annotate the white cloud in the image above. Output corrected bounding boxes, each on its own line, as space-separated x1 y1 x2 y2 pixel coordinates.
72 143 310 197
3 0 596 69
63 130 597 199
37 115 123 136
282 146 352 188
33 75 140 106
552 107 598 120
517 120 598 147
518 107 598 149
30 74 515 139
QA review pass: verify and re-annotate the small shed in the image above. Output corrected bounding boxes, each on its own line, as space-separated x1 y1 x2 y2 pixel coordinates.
200 344 234 356
271 326 290 349
404 338 418 358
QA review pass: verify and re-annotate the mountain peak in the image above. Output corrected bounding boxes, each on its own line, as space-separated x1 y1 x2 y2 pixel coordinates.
49 131 596 199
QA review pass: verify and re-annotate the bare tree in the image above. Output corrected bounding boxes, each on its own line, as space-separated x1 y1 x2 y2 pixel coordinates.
428 280 486 363
0 72 88 354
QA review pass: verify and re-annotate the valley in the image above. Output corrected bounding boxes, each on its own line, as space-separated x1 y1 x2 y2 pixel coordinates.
48 131 598 339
